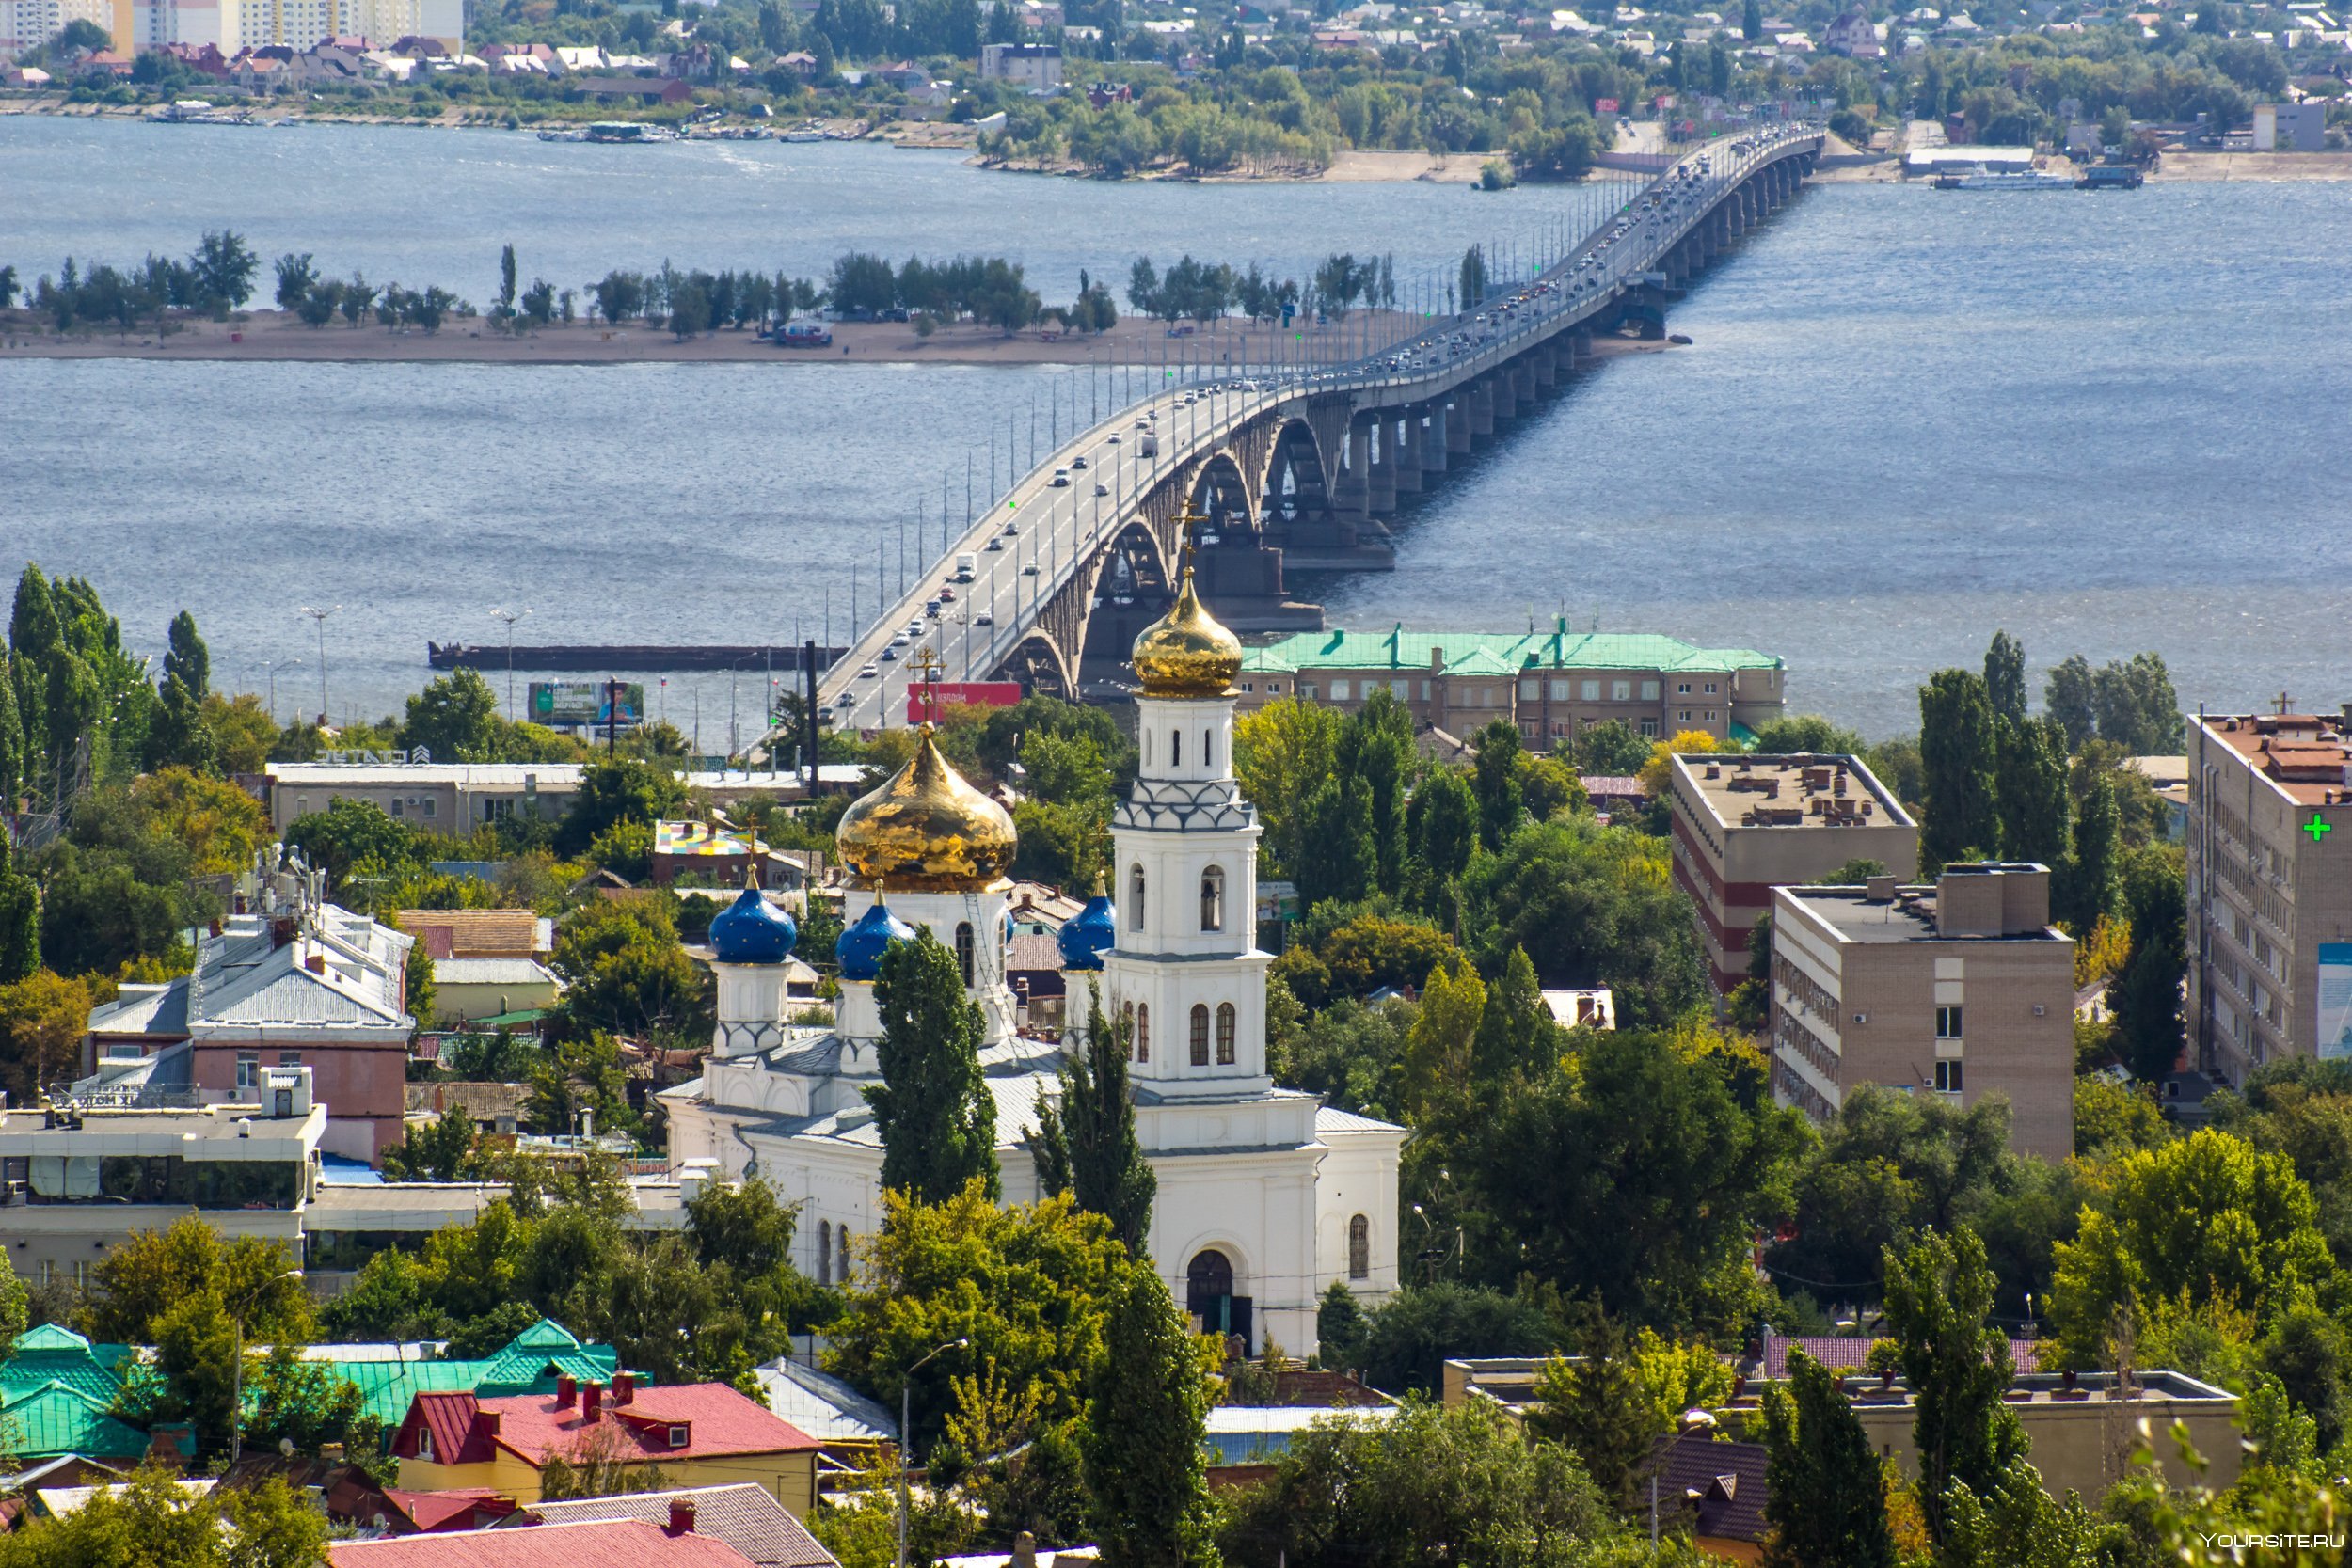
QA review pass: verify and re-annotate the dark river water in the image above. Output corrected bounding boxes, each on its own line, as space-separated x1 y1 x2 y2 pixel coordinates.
5 117 2346 738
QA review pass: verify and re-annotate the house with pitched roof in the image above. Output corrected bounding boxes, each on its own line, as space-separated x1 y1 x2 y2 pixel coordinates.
330 1517 761 1566
514 1482 838 1568
389 1380 821 1512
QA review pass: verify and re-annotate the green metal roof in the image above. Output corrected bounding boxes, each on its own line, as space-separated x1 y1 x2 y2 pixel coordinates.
0 1383 153 1461
1240 625 1781 679
0 1327 135 1410
313 1321 622 1429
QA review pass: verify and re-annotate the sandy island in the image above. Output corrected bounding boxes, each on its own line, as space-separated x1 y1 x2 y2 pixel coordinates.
0 307 1686 368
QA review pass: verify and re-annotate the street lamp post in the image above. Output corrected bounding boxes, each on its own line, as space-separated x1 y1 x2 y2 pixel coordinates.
298 605 338 727
229 1269 303 1466
489 606 529 720
898 1337 968 1568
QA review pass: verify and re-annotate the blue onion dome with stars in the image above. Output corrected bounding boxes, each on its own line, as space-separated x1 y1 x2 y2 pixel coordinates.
1057 877 1117 972
836 895 916 983
708 879 797 965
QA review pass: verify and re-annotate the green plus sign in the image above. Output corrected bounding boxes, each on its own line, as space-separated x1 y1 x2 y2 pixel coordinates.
2307 816 2334 844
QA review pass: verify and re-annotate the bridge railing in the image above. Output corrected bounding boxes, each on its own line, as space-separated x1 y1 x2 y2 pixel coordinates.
818 124 1821 721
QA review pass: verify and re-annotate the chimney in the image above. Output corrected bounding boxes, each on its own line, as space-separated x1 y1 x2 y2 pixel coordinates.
320 1443 345 1464
1864 875 1897 903
612 1372 635 1404
667 1499 698 1536
1011 1531 1039 1568
557 1374 577 1406
581 1382 603 1421
475 1411 501 1438
305 952 326 974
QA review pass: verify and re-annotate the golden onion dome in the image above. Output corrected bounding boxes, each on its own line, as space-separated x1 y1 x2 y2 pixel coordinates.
833 725 1016 892
1131 567 1242 699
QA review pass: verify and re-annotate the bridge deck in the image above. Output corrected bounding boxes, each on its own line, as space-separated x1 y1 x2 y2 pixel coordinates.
808 125 1822 740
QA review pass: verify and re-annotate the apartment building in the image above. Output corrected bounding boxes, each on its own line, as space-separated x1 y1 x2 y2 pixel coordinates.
1771 863 2074 1160
1235 621 1786 747
2188 711 2352 1085
1668 752 1918 993
0 0 107 57
978 40 1059 88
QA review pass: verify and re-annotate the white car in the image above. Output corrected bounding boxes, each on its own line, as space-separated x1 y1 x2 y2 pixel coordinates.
1094 482 1110 497
859 664 879 679
976 611 993 626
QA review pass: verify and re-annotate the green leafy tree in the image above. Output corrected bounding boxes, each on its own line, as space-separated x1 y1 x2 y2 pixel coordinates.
1918 669 1998 869
2043 655 2097 753
1994 716 2071 868
381 1106 479 1181
161 610 209 698
1295 775 1375 910
1880 1227 2025 1544
1758 1348 1899 1568
0 1467 326 1568
0 1264 27 1361
556 754 687 858
870 927 998 1203
1573 719 1653 776
1215 1396 1627 1568
1085 1269 1218 1568
1349 1281 1563 1395
1337 689 1418 894
1744 713 1867 757
2090 652 2184 754
0 654 24 816
1233 698 1342 878
1982 630 2027 727
187 230 258 314
0 832 40 986
526 1029 637 1139
1469 718 1523 850
2111 848 2185 1083
78 1215 311 1345
827 1185 1130 1457
1030 990 1155 1255
1936 1453 2120 1568
1409 768 1476 912
2049 1128 2338 1365
399 669 501 761
549 898 711 1045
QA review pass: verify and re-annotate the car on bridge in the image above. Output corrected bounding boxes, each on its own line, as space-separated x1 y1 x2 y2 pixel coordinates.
860 663 878 678
1052 468 1071 486
976 611 993 626
1095 482 1110 496
1072 455 1089 470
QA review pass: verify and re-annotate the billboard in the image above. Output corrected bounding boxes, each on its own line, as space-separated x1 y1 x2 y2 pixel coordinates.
2319 943 2352 1061
530 680 644 729
907 682 1024 724
1595 97 1620 113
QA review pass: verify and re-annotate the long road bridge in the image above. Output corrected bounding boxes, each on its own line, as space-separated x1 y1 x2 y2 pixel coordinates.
814 123 1823 736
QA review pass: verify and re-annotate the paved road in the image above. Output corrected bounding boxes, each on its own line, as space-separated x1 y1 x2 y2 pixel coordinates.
802 125 1821 742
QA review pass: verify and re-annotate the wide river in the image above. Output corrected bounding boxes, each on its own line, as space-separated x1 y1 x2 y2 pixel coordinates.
5 118 2347 740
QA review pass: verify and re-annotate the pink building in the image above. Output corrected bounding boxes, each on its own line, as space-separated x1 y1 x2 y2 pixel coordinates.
83 853 414 1165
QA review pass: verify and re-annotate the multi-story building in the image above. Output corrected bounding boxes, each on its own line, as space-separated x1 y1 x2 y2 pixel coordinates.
977 40 1059 89
0 0 107 58
0 1070 323 1285
81 851 415 1164
0 0 459 57
1669 752 1917 993
1235 621 1786 748
2188 711 2352 1085
1770 863 2074 1160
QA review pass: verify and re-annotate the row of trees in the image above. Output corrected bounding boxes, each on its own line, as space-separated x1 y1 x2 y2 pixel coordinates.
1122 250 1400 327
17 231 258 336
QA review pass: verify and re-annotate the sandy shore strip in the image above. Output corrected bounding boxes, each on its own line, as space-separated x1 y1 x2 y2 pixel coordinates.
0 308 1684 369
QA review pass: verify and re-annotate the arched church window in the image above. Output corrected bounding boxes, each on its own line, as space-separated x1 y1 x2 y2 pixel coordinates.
817 1221 833 1287
1172 729 1183 767
954 922 976 987
1348 1215 1370 1280
1122 1001 1136 1061
1200 865 1225 931
837 1224 851 1285
1136 1003 1150 1063
1190 1004 1210 1066
1216 1003 1236 1065
1130 864 1146 929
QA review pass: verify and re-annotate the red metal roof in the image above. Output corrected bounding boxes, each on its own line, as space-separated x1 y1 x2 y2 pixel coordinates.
393 1385 819 1470
382 1488 519 1533
331 1518 757 1567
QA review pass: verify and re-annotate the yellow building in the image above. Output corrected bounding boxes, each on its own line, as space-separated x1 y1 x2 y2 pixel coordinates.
389 1376 821 1513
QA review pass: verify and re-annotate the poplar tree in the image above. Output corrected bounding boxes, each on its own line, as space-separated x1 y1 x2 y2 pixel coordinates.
2112 855 2186 1084
1084 1269 1219 1568
869 927 998 1203
0 832 39 986
1412 768 1477 893
1759 1349 1899 1568
1993 716 2070 868
1470 946 1560 1079
0 657 23 813
2058 770 2121 933
1470 718 1524 850
1031 990 1155 1256
1337 689 1416 895
163 610 210 698
1917 670 1997 870
1881 1227 2024 1544
1982 630 2026 727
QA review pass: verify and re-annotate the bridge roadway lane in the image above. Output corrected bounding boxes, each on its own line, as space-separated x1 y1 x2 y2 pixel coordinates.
808 123 1821 741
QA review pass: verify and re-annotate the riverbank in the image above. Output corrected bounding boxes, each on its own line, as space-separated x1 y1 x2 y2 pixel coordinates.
1810 143 2352 184
0 307 1680 367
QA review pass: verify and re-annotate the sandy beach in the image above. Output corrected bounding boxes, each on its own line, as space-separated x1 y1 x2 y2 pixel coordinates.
0 306 1684 368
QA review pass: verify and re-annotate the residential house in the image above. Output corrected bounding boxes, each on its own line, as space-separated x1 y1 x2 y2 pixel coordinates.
0 1325 168 1465
1650 1429 1769 1563
746 1359 896 1469
82 853 413 1164
329 1518 767 1567
512 1483 838 1568
389 1381 822 1511
571 71 692 103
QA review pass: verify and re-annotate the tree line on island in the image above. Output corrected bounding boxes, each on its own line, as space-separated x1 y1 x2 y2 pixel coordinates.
11 563 2352 1564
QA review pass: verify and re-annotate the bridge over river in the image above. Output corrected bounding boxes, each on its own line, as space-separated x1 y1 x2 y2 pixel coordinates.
812 123 1823 737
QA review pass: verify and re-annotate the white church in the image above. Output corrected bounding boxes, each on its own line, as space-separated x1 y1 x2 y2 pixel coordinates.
662 568 1405 1354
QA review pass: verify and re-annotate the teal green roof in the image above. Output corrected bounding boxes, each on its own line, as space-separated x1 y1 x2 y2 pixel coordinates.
1240 625 1781 678
0 1383 153 1461
310 1321 623 1429
0 1327 134 1409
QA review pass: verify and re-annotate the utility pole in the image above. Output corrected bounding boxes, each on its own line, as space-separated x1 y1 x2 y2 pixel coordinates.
298 605 338 726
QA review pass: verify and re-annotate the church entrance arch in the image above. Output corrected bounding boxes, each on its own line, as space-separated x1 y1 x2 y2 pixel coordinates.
1185 1247 1251 1353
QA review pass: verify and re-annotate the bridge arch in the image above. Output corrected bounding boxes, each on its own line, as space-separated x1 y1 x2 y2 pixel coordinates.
1187 452 1257 544
1257 418 1331 532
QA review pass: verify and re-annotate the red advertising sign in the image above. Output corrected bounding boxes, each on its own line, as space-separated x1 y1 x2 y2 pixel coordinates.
908 681 1024 724
1595 97 1620 112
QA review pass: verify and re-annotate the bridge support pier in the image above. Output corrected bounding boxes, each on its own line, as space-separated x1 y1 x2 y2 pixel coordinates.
1467 382 1496 438
1442 399 1470 457
1533 344 1558 391
1393 411 1425 493
1489 372 1518 423
1366 419 1399 514
1512 357 1538 406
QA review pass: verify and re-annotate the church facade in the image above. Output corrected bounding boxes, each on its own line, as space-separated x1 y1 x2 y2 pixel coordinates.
663 571 1405 1354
